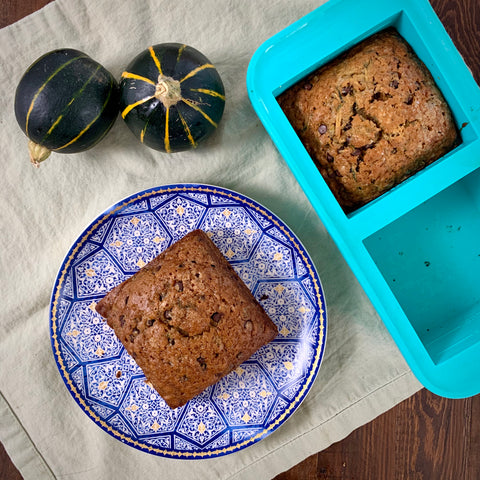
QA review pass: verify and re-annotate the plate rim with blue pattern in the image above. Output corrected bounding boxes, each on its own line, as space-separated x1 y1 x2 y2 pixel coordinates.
49 183 327 459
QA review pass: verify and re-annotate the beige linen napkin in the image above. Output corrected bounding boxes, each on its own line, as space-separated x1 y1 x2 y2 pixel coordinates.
0 0 421 478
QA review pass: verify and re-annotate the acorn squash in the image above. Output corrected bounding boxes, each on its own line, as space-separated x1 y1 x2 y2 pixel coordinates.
119 43 225 153
14 49 119 167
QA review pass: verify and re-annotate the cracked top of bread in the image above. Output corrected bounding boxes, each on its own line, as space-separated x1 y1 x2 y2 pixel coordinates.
95 229 278 409
277 28 458 212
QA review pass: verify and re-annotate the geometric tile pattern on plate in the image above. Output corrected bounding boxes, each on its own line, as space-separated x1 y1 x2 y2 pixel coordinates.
50 184 327 458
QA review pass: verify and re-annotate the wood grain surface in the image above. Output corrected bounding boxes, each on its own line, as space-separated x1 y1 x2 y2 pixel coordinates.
1 0 479 479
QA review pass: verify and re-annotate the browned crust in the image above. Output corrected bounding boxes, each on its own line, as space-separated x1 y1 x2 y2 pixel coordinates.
277 28 458 212
96 229 278 409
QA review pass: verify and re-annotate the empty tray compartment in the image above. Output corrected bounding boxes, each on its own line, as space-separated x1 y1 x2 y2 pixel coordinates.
364 168 480 366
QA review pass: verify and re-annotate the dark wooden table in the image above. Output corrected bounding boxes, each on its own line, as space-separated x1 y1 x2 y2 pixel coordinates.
1 0 479 478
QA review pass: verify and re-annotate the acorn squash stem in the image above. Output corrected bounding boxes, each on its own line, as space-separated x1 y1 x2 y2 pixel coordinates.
28 140 51 167
155 75 182 108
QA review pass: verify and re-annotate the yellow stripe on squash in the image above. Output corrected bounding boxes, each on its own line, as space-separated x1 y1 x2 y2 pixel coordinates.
149 46 163 75
189 88 226 101
140 124 147 143
180 64 215 83
121 95 154 119
164 107 170 153
121 71 156 85
46 115 64 136
178 111 196 148
182 98 218 127
140 113 154 144
177 44 187 62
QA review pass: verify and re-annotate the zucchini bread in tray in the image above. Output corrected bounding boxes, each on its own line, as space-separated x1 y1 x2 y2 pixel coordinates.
277 28 458 212
96 229 278 409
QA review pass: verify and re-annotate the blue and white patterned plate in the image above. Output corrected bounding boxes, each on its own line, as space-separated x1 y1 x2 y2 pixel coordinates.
50 184 327 459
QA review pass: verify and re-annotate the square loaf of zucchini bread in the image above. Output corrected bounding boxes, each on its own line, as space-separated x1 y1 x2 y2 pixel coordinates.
96 229 278 409
278 28 458 212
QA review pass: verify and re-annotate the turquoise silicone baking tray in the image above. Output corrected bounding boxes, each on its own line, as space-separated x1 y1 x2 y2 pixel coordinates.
247 0 480 398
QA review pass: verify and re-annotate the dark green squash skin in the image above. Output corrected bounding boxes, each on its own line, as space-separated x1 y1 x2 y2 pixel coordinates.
119 43 225 153
14 49 119 155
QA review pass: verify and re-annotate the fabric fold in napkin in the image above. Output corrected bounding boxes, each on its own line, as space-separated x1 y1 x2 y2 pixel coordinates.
0 0 421 478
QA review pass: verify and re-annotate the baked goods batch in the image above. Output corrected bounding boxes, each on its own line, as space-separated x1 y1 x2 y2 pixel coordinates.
277 28 458 212
96 29 459 409
96 229 278 409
